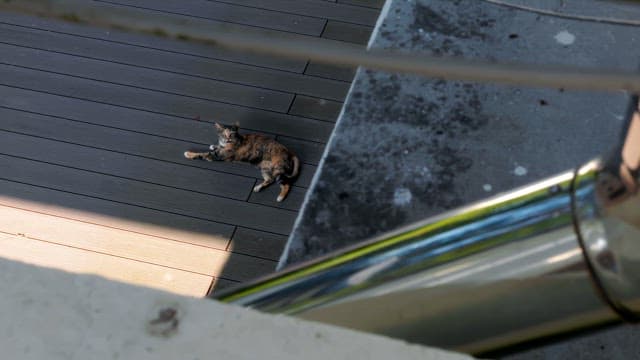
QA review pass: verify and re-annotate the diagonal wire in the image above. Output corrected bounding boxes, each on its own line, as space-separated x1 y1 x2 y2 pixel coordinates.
483 0 640 26
1 0 639 92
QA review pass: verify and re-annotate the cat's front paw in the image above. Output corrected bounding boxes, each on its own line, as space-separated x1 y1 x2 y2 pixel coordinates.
253 184 263 193
209 144 217 151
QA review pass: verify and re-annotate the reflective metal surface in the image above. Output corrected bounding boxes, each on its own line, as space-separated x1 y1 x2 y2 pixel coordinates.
574 103 640 321
215 171 619 353
214 101 640 356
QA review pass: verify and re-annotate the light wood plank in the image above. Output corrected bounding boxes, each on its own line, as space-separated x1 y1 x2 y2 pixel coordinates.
0 154 297 235
0 190 277 282
0 232 213 297
0 205 228 275
0 179 235 250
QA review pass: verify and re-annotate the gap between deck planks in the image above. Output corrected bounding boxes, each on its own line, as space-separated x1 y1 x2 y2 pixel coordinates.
0 23 350 101
0 153 297 235
0 231 214 297
208 0 380 26
0 0 380 295
0 203 277 281
0 188 282 294
0 63 334 144
0 178 288 262
0 11 307 72
98 0 373 44
0 85 323 173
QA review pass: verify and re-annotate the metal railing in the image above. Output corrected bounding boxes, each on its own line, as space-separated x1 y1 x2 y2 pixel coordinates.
3 0 639 355
215 98 640 354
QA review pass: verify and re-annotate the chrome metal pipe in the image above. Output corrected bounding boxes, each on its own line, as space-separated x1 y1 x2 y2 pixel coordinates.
214 100 640 354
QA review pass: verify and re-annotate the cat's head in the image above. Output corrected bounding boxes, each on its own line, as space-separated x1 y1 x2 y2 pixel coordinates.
214 122 240 146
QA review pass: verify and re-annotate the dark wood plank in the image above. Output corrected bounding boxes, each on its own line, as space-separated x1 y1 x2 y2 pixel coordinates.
305 62 357 82
0 42 293 113
0 90 319 186
0 64 333 143
210 277 241 293
0 231 213 296
0 23 349 101
277 136 326 165
248 182 307 211
230 227 288 261
0 204 228 276
0 130 256 201
220 251 277 281
0 179 234 249
0 11 307 72
0 105 254 181
338 0 385 9
289 95 343 122
211 0 380 26
322 20 372 45
103 0 325 35
0 105 318 188
0 154 297 234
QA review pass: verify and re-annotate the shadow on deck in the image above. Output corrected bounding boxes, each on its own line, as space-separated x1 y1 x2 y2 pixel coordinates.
0 0 382 296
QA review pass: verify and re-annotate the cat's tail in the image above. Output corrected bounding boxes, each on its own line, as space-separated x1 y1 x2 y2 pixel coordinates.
277 154 299 184
286 154 300 180
276 155 300 202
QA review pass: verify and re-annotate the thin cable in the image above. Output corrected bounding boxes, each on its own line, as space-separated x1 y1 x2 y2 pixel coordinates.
482 0 640 27
1 0 640 92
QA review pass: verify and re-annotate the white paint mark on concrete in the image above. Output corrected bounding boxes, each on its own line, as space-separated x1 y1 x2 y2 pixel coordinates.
483 184 493 192
554 30 575 45
393 188 412 206
315 209 332 225
514 165 528 176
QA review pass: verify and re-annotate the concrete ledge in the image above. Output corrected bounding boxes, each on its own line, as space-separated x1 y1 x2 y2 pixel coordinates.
278 0 640 357
0 258 471 360
280 0 640 269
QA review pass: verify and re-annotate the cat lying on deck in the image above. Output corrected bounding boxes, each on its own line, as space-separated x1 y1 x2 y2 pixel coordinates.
184 123 300 202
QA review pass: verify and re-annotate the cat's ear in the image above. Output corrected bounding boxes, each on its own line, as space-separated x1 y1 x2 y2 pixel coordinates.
232 121 240 132
214 122 224 131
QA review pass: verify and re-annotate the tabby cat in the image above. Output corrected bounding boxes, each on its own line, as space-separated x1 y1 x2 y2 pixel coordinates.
184 123 300 202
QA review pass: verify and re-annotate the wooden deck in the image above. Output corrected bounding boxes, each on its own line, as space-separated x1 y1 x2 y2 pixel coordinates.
0 0 381 297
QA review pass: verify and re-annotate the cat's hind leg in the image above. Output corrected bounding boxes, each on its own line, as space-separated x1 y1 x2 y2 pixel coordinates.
277 183 291 202
253 169 275 193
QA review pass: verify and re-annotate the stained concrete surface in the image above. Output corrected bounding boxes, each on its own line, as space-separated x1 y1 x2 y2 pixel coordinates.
0 257 473 360
282 0 640 265
279 0 640 358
